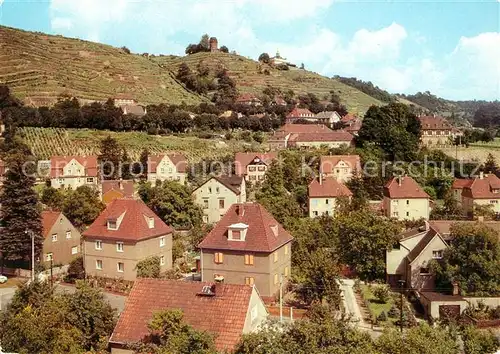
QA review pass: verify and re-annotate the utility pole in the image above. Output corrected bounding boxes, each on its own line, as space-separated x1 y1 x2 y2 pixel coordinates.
398 279 406 333
279 274 283 323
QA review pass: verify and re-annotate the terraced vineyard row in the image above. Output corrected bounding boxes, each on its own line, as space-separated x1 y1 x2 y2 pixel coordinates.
20 127 259 163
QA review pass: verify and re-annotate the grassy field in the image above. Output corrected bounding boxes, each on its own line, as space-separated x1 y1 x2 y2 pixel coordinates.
439 139 500 162
20 127 263 162
1 25 384 116
360 284 397 325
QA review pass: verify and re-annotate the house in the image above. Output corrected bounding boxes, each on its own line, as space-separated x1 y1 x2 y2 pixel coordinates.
418 291 468 320
270 50 291 66
308 177 352 218
121 105 146 116
101 180 135 204
419 115 456 147
386 222 448 290
268 124 354 150
235 93 262 106
461 173 500 217
341 113 358 125
50 155 98 190
198 203 293 300
285 107 315 123
113 94 137 107
147 153 188 185
234 152 277 183
320 155 361 183
451 178 473 204
314 111 341 125
108 279 268 353
41 211 82 265
192 175 247 224
272 96 287 106
383 176 430 220
82 198 173 281
345 119 362 136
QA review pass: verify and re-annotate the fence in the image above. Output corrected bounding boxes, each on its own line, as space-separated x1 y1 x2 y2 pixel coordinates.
266 306 307 320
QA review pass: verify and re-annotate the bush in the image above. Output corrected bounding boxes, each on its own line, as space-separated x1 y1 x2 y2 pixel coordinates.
252 131 264 144
121 46 131 54
135 256 161 278
388 305 399 318
172 236 185 262
373 285 390 303
241 131 252 142
225 132 233 140
377 311 387 322
65 256 85 283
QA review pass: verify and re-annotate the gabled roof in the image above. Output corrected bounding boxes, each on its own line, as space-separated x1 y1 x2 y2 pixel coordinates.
109 279 256 351
429 220 500 239
279 123 333 134
101 180 134 198
384 176 429 199
50 155 98 178
194 175 244 196
82 198 173 242
198 203 293 253
122 105 146 116
273 96 286 105
418 116 453 130
315 111 340 119
286 107 314 118
234 152 277 176
462 174 500 199
341 113 358 123
148 153 188 173
41 211 62 238
308 177 352 198
452 178 474 189
320 155 361 174
406 228 442 263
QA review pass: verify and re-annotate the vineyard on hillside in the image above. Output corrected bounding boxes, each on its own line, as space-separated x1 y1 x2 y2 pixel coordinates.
20 127 262 162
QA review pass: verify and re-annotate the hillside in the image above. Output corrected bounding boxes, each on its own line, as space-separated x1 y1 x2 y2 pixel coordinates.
0 25 383 115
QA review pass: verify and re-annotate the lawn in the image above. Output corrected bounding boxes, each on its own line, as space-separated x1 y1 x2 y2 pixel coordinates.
360 284 398 325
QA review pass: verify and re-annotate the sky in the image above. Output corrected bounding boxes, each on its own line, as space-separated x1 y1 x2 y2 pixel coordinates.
1 0 499 101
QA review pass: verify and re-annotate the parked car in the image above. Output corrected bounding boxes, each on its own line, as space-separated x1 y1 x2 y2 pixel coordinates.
0 274 7 284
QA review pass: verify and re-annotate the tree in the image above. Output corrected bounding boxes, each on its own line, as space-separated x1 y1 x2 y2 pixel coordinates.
131 309 217 354
121 148 133 180
40 186 66 210
258 53 270 64
462 326 500 354
430 190 462 220
62 186 105 230
0 136 43 261
219 45 229 53
357 103 421 161
136 256 161 278
483 152 498 173
300 63 305 69
431 223 500 296
373 285 390 303
98 135 122 180
335 209 400 281
473 102 500 128
199 34 210 50
136 148 149 178
138 181 203 229
65 256 85 283
295 248 342 308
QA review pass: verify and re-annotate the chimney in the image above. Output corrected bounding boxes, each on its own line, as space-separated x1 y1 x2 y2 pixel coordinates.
452 281 459 296
397 176 402 186
119 179 123 190
319 172 323 185
236 204 245 217
479 171 484 180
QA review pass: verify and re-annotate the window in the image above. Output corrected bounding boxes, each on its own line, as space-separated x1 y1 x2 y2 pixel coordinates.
245 277 255 286
148 217 154 228
203 199 209 209
216 187 220 194
432 250 443 259
274 273 278 285
96 260 103 270
117 262 124 273
490 200 498 204
273 251 278 263
248 166 256 172
258 166 266 171
406 211 410 217
86 177 94 183
203 215 208 223
249 175 257 181
214 252 224 264
251 305 258 322
95 240 102 250
219 199 225 209
66 230 71 239
406 200 410 205
160 168 165 173
258 175 264 181
313 211 318 216
232 230 241 240
116 242 124 252
325 199 329 205
420 267 430 274
51 234 57 242
45 253 53 261
160 255 165 266
285 244 289 255
244 254 254 265
107 220 117 230
71 246 78 255
160 237 165 247
208 187 212 194
392 211 399 217
284 266 289 277
168 167 173 173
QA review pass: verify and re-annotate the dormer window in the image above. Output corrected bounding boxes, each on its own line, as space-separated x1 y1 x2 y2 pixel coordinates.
107 219 117 230
228 223 249 241
148 217 154 228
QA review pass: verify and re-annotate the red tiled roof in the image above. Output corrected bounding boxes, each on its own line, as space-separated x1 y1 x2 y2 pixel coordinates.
41 211 62 238
290 131 353 143
101 180 134 198
273 97 286 105
82 198 173 242
279 123 333 134
452 178 474 189
341 113 357 123
429 220 500 237
148 153 188 173
50 156 98 178
462 174 500 199
384 176 430 199
286 107 314 118
345 120 362 132
418 116 453 131
308 177 352 198
320 155 361 174
198 203 293 253
109 279 255 351
234 152 277 176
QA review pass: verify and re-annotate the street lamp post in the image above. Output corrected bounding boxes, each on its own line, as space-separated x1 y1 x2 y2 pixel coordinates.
24 230 35 282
